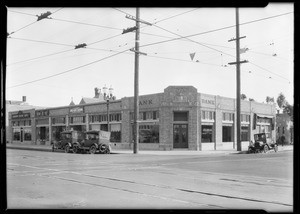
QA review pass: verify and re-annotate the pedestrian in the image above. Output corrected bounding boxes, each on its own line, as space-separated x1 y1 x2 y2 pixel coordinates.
281 135 285 147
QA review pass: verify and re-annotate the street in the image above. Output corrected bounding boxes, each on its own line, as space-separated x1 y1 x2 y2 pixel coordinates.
6 148 293 211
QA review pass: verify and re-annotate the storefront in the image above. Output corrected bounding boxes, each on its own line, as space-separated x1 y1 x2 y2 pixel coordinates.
10 110 34 144
8 86 276 151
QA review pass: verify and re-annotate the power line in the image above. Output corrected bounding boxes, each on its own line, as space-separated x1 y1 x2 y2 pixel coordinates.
8 10 37 17
7 49 74 66
139 11 293 49
8 21 37 36
8 36 74 47
7 49 130 89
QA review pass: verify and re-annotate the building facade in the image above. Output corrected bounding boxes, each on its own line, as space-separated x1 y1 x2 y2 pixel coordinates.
8 86 276 151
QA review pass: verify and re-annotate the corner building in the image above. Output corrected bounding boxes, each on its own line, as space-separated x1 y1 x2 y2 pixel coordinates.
8 86 276 151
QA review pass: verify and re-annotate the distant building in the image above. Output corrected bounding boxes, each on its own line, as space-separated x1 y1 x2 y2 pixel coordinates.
6 96 46 143
276 113 293 144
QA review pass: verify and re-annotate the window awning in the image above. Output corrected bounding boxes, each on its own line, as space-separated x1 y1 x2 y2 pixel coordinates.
256 114 274 119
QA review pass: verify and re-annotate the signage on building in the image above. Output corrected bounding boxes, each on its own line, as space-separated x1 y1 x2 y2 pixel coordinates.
70 107 84 114
12 111 30 119
35 110 49 117
139 100 153 106
201 99 215 105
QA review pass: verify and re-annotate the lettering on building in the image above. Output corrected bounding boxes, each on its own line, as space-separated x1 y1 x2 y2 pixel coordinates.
139 100 153 106
35 110 49 117
201 99 215 105
70 107 84 114
12 111 30 119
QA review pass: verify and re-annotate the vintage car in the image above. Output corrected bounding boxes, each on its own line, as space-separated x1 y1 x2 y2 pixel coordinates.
52 130 85 153
248 133 278 153
72 130 111 154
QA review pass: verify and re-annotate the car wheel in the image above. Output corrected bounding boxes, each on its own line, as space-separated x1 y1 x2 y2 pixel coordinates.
274 145 278 152
99 144 107 154
64 145 70 153
263 145 269 153
89 145 97 154
72 145 78 154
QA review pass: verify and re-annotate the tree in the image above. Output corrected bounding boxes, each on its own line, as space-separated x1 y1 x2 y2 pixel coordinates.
249 98 255 101
283 103 293 119
266 96 275 104
241 94 247 100
276 93 287 109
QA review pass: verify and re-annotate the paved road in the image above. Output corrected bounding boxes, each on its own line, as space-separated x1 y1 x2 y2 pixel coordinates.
6 149 293 211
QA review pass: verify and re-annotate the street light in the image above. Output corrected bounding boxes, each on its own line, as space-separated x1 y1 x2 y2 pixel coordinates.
103 86 110 132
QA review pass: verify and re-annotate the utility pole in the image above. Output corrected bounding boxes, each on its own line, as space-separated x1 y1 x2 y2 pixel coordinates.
133 8 141 154
123 8 149 154
228 8 248 151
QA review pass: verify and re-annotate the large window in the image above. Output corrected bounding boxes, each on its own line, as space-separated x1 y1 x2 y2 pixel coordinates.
52 117 65 124
13 128 20 141
130 111 159 121
222 112 234 121
241 126 249 141
110 124 121 142
70 116 85 124
24 128 32 141
201 111 215 121
241 114 250 122
222 125 233 142
89 113 121 123
52 126 66 141
201 125 213 142
132 124 159 143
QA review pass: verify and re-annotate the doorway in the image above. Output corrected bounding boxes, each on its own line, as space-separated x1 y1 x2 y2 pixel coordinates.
173 124 188 148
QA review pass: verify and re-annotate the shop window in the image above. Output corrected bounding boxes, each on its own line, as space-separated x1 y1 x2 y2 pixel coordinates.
241 114 250 122
24 128 32 141
52 117 65 124
13 129 20 141
70 116 85 124
241 126 249 141
222 126 233 142
201 125 213 142
131 124 159 143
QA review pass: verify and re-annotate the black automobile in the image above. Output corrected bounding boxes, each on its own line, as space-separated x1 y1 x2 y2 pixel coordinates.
52 130 85 153
72 130 111 154
248 133 278 153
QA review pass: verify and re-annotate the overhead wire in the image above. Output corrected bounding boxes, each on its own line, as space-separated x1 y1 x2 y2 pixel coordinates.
7 48 131 89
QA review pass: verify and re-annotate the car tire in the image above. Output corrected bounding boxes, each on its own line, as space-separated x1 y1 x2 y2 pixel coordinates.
65 145 70 153
72 145 78 154
99 144 107 154
263 145 269 153
89 145 97 154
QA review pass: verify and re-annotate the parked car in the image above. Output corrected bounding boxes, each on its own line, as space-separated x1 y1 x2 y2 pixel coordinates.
52 130 85 153
248 133 278 153
72 130 111 154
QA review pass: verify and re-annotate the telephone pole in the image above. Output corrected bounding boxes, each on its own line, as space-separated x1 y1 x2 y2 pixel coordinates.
228 8 248 151
133 8 140 154
123 8 149 154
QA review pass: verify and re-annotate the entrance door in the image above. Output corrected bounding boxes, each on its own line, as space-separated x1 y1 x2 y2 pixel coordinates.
20 128 23 142
173 124 188 148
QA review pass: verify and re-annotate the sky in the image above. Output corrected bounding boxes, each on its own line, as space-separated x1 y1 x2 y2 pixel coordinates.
6 4 294 108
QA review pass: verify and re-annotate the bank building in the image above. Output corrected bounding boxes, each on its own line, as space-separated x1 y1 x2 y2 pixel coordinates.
8 86 276 151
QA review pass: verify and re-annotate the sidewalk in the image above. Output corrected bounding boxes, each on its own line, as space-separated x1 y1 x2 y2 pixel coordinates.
6 143 293 155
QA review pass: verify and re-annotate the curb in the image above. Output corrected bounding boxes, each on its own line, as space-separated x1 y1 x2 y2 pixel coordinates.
6 144 293 155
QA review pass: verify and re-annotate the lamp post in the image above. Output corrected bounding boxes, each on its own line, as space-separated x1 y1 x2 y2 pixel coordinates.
103 86 110 132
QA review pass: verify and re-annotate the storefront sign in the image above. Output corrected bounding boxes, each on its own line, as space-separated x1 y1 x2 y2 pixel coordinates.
139 99 153 106
12 111 30 119
35 110 49 117
70 107 84 114
201 99 215 105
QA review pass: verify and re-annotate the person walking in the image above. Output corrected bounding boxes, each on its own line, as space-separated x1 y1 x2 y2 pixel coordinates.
280 135 285 147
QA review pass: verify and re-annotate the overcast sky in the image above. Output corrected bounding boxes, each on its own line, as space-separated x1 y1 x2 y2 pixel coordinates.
6 4 294 108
